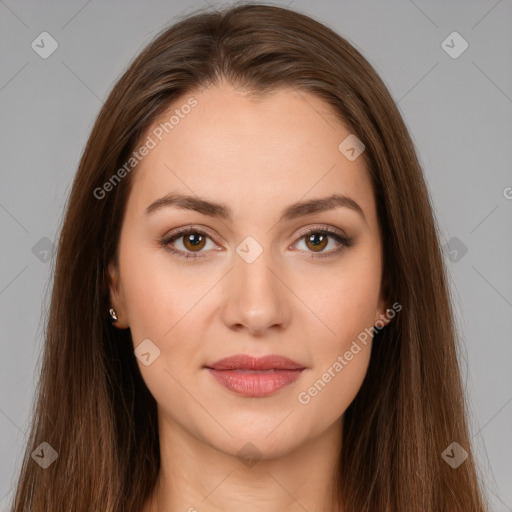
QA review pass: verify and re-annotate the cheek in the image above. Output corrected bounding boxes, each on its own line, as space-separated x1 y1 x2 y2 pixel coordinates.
119 244 211 384
293 255 380 419
296 342 372 431
119 242 199 341
122 274 168 342
122 254 206 418
291 301 373 440
305 254 382 344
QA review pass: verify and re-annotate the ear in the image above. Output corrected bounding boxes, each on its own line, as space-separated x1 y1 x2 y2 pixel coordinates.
374 283 393 328
374 299 392 328
374 270 394 327
107 261 129 329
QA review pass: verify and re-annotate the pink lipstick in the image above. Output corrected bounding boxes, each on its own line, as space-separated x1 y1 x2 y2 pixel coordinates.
205 354 306 397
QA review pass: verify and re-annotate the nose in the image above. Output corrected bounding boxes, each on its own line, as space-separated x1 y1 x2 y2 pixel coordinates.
220 247 291 336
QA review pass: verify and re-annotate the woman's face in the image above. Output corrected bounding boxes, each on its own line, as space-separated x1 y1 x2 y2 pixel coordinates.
109 81 390 458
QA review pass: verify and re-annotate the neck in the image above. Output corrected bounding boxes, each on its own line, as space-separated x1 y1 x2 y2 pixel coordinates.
142 411 343 512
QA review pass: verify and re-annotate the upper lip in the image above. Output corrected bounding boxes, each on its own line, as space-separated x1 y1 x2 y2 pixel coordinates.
206 354 306 371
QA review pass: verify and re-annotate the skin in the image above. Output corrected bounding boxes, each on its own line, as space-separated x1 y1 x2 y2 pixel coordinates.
108 80 391 512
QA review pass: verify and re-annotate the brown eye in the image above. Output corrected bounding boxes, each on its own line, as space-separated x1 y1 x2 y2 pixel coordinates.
294 227 354 259
182 232 207 252
161 228 216 259
304 232 329 252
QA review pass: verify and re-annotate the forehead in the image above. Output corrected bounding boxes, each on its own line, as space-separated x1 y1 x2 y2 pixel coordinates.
125 83 377 230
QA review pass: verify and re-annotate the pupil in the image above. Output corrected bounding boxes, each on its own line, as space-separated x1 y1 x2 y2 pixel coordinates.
188 234 202 245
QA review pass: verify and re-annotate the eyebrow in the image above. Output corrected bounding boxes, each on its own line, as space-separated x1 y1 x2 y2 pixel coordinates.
144 192 367 225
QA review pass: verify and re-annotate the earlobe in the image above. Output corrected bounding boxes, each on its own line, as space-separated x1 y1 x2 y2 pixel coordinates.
107 261 129 329
375 276 394 327
375 296 393 328
375 309 392 327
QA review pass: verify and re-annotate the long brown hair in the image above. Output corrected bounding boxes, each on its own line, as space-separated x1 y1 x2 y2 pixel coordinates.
11 3 488 511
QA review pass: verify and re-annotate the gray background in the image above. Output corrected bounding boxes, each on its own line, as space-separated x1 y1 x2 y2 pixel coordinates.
1 0 511 510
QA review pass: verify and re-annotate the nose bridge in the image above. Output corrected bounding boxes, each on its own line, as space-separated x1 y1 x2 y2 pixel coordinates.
221 238 289 334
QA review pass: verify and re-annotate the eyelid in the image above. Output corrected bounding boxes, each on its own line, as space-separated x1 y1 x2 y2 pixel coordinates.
163 223 347 242
162 224 218 240
293 223 348 240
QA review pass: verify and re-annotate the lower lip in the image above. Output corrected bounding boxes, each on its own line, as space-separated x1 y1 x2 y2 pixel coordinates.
207 368 305 397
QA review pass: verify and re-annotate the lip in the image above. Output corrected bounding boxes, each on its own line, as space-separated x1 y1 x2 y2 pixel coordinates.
205 354 306 397
207 354 305 371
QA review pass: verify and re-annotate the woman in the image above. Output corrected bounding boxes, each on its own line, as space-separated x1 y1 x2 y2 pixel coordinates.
11 3 488 511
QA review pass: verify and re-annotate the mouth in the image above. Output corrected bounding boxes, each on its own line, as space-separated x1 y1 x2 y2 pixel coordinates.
204 354 306 397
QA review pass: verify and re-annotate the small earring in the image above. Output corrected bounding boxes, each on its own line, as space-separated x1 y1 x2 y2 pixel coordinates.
108 307 118 323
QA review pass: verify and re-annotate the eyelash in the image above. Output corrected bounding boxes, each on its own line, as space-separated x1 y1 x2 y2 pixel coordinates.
160 225 354 261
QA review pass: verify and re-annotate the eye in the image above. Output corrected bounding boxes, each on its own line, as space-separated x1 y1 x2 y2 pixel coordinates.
160 225 354 260
160 227 217 260
292 226 354 259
